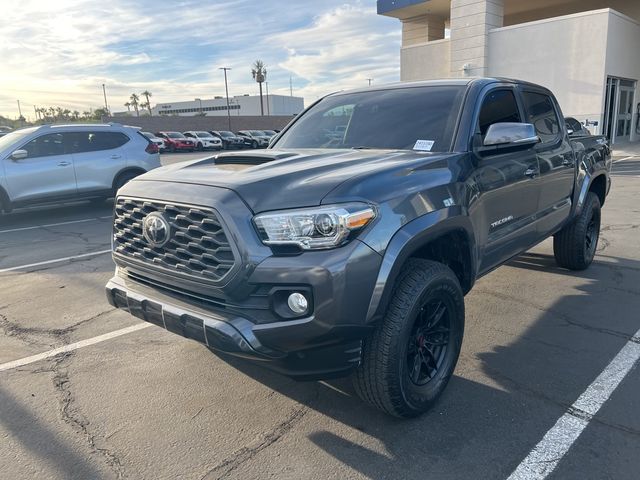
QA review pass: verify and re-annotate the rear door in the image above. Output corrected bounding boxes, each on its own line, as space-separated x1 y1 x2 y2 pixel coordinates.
4 132 77 203
519 89 574 237
71 131 129 194
469 87 541 274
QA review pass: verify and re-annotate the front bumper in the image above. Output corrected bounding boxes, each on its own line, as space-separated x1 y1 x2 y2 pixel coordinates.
106 272 366 379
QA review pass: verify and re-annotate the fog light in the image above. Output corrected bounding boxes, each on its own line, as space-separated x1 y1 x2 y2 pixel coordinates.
287 293 308 315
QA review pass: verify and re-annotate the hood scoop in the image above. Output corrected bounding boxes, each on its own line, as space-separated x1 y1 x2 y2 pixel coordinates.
206 151 298 166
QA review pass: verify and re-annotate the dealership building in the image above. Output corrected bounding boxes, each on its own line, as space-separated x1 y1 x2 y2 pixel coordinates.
151 94 304 117
378 0 640 145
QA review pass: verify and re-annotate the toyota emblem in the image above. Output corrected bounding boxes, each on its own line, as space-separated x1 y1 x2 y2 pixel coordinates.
142 212 171 248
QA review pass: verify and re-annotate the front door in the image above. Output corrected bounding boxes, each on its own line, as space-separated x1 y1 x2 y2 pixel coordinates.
4 132 77 204
469 88 541 274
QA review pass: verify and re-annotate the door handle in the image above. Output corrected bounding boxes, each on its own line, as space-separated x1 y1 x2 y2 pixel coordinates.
562 158 574 167
110 154 122 159
57 161 71 167
524 168 539 178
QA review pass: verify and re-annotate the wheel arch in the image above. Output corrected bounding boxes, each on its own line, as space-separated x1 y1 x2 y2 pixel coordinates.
365 210 477 325
0 185 11 213
588 173 607 207
112 167 147 192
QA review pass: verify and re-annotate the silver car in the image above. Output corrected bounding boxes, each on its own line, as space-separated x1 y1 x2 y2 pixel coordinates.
0 123 161 213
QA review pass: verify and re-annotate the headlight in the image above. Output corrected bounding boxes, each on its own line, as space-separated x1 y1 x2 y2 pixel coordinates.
253 204 376 250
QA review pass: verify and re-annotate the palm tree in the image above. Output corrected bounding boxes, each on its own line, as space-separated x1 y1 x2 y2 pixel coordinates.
140 102 149 116
72 110 80 120
141 90 153 116
124 102 131 112
251 60 267 116
129 93 140 116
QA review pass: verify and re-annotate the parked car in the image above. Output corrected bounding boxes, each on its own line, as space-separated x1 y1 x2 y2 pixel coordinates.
210 131 245 150
0 126 13 138
183 131 223 151
237 130 270 148
156 132 195 152
142 131 166 151
262 130 277 137
107 78 610 417
0 123 160 213
565 117 591 136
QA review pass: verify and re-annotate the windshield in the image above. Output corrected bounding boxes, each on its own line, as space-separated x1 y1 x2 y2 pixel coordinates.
166 132 186 139
250 130 265 136
219 131 234 137
0 127 38 151
275 85 465 151
195 131 213 138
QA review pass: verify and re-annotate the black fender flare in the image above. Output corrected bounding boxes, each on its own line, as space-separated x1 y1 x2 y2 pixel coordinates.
365 207 476 324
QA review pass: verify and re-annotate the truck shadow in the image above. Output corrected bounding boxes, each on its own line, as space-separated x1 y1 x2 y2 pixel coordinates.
0 385 104 479
220 251 640 479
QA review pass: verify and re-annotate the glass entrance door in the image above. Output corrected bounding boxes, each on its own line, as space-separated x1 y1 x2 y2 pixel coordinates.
617 80 635 141
604 77 637 144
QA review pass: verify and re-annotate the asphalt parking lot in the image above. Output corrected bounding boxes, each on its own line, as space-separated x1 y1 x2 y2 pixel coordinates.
0 154 638 480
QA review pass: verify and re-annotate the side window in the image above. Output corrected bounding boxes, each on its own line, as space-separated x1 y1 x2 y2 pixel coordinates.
522 92 561 143
478 90 521 137
22 133 67 158
565 117 581 134
73 132 130 153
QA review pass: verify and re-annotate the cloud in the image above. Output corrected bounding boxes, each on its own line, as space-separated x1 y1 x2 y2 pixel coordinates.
0 0 400 118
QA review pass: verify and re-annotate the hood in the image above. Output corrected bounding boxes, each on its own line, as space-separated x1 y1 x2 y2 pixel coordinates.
137 149 453 212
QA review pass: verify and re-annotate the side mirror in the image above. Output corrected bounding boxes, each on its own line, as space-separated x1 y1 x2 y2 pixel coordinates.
10 149 28 160
483 123 540 148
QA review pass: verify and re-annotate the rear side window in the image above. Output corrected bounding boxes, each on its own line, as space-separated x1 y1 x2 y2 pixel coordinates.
478 89 521 137
72 132 130 153
522 92 561 143
22 133 69 158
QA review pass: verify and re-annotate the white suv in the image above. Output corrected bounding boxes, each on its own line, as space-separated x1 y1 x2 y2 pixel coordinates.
183 131 223 151
0 124 161 213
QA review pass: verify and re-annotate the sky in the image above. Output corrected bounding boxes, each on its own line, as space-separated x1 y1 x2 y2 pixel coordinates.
0 0 401 119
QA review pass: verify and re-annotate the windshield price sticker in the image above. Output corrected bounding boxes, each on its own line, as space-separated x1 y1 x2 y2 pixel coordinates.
413 140 435 151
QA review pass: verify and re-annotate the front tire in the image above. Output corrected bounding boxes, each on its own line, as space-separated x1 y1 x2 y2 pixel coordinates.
197 142 203 151
553 191 601 270
252 140 258 149
353 259 465 418
113 171 142 195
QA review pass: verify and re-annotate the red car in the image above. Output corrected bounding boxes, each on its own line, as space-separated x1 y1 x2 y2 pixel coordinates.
156 132 196 152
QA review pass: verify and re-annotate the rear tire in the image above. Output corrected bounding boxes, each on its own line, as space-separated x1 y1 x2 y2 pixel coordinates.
113 171 142 195
197 143 203 151
353 259 465 418
553 191 601 270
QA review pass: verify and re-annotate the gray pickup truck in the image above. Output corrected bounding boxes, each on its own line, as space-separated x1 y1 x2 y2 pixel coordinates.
106 78 611 417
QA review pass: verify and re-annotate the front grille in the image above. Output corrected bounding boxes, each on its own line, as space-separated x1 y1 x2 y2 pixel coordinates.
113 198 236 283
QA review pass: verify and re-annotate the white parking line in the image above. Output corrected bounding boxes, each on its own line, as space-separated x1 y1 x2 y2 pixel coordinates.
0 249 112 273
0 323 152 373
612 156 635 163
0 215 112 234
508 328 640 480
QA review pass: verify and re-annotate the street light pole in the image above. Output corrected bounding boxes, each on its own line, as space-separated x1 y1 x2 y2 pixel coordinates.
265 82 270 116
196 98 203 115
366 78 373 86
219 67 232 131
102 83 109 113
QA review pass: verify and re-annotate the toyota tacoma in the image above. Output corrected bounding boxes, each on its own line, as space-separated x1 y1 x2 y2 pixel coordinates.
106 78 611 417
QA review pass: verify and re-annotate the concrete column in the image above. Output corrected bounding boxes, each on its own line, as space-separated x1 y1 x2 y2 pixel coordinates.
402 14 446 47
450 0 504 77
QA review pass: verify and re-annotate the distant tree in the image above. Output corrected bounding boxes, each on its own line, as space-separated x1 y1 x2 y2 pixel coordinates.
93 108 109 121
251 60 267 116
129 93 140 116
141 90 153 116
82 111 92 120
72 110 80 120
124 102 131 112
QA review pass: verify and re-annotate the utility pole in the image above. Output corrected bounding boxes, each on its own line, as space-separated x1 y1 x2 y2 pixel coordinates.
102 83 109 113
265 82 270 116
16 100 24 125
219 67 232 131
33 104 38 120
367 78 373 86
195 98 203 115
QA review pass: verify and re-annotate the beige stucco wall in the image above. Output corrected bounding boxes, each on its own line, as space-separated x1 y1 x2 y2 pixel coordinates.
487 10 611 133
505 0 640 26
401 39 451 81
